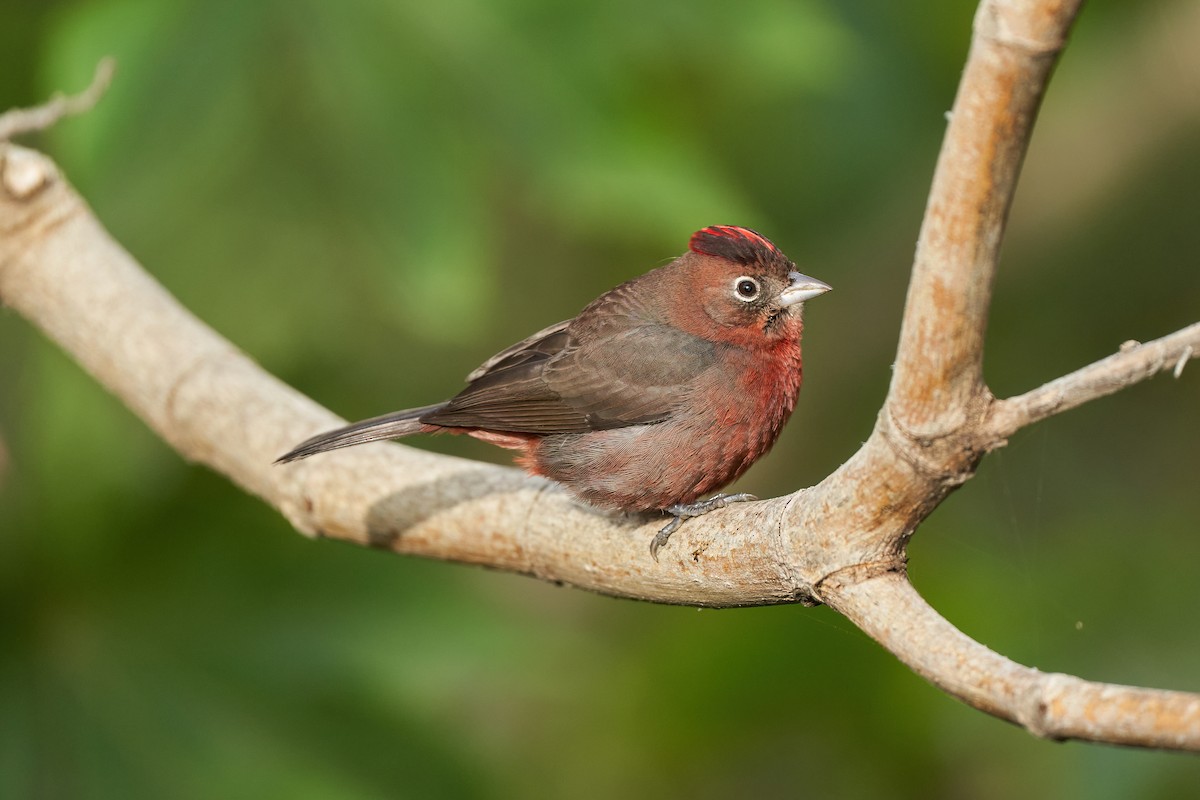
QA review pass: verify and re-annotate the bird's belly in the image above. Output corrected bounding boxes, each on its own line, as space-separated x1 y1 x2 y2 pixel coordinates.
531 412 778 512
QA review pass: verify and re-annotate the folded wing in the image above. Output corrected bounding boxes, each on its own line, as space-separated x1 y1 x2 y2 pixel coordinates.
423 287 717 434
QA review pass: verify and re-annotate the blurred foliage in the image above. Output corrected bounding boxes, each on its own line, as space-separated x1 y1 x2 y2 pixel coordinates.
2 0 1199 797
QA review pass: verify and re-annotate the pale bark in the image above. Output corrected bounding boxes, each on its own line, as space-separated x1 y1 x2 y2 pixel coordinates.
1 0 1197 750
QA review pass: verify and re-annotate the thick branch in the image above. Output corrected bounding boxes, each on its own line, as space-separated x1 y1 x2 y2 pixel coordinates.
888 0 1084 437
989 324 1200 440
0 143 809 607
823 571 1200 749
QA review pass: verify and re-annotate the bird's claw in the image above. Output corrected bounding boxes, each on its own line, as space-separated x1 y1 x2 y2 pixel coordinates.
649 493 759 561
649 516 683 561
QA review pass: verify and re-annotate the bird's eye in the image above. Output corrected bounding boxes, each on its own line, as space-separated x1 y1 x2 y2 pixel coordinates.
733 277 760 301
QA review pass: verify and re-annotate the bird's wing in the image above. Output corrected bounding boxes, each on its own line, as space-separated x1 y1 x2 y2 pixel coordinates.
465 319 571 382
541 322 716 428
422 292 717 435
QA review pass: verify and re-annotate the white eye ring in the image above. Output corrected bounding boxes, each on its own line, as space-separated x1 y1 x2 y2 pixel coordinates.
732 276 760 302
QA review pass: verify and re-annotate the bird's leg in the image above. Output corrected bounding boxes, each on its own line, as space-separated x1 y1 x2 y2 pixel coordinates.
649 493 758 561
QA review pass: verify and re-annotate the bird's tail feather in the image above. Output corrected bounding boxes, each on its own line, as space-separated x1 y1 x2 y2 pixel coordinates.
276 403 446 463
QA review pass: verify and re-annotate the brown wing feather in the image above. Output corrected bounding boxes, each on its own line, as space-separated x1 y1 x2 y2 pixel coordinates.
421 282 717 435
465 319 571 381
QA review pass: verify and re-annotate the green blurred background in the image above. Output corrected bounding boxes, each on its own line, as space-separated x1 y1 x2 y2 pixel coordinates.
2 0 1198 797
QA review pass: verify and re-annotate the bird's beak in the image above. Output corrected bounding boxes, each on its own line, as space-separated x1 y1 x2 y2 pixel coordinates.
779 271 832 306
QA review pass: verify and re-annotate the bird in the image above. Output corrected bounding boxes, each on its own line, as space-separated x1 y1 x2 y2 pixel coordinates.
278 226 831 559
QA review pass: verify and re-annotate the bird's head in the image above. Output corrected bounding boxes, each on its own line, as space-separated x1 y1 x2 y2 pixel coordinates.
670 225 831 346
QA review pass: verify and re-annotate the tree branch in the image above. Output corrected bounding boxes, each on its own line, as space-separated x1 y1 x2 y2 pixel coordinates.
988 324 1200 440
0 142 810 607
822 572 1200 749
2 0 1197 752
888 0 1084 437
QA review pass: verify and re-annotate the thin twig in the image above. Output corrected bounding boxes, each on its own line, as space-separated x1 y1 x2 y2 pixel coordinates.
988 322 1200 440
0 58 116 142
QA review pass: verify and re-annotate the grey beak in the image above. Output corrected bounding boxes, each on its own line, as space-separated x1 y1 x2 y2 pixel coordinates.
779 271 832 306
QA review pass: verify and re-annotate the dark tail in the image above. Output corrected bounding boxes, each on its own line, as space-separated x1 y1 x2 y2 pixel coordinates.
275 403 447 463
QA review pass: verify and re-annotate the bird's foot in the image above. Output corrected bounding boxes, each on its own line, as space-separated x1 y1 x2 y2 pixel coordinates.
649 493 758 561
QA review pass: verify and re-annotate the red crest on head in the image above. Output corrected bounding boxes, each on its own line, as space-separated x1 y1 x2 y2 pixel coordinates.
688 226 786 266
